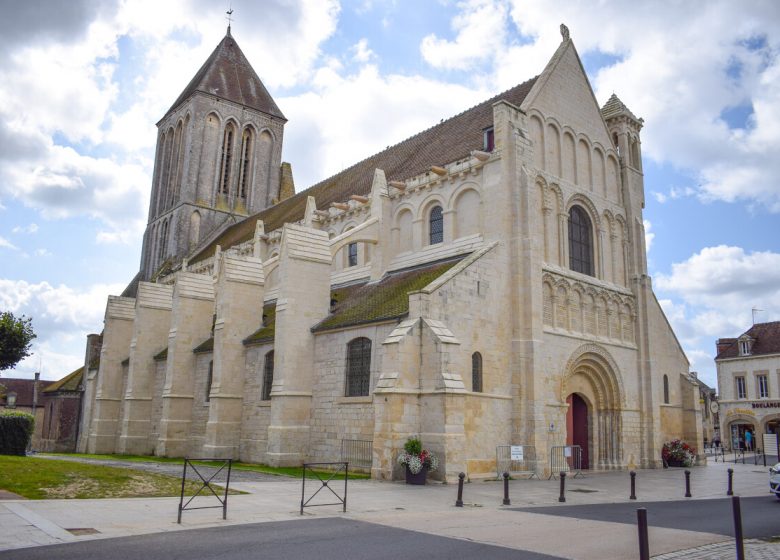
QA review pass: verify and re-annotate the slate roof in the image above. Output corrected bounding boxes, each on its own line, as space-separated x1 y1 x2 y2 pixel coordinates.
716 321 780 359
311 257 463 333
163 31 285 122
42 367 83 393
0 378 53 406
154 347 168 361
189 76 538 264
193 337 215 354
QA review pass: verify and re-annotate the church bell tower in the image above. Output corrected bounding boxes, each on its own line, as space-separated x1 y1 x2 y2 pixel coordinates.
139 28 287 281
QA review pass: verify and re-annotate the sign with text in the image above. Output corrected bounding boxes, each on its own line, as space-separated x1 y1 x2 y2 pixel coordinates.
510 446 524 461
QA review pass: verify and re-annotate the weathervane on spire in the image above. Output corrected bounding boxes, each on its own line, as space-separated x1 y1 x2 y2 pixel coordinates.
226 6 234 36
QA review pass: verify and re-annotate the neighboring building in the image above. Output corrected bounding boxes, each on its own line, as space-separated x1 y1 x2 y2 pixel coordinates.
691 373 718 446
0 375 48 447
716 321 780 450
37 368 85 452
78 25 702 480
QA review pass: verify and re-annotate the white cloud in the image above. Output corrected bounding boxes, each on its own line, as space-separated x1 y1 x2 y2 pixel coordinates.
643 219 654 253
351 38 375 63
421 0 508 71
11 223 38 234
0 236 18 250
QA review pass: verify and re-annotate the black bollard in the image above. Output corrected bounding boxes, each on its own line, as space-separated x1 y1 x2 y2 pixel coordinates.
732 495 745 560
558 471 566 503
637 507 650 560
630 470 637 500
455 472 465 507
684 470 692 498
502 472 511 505
763 449 767 467
727 468 734 496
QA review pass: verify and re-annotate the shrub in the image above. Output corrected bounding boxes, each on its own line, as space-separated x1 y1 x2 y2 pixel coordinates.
0 411 35 455
662 439 696 467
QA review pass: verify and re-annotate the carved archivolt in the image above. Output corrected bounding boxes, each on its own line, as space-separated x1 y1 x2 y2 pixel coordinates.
562 343 625 409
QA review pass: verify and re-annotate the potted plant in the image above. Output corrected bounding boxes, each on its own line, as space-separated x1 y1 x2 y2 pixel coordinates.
398 436 438 484
662 439 696 467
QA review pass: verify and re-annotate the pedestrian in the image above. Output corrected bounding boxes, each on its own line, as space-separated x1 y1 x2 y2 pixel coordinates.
745 431 752 451
713 435 721 448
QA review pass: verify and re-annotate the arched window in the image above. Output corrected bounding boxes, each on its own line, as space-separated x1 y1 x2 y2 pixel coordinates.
218 123 236 196
157 219 169 263
429 205 443 245
472 352 483 393
206 360 213 402
261 350 274 401
345 337 371 397
663 374 669 404
238 128 254 202
568 205 593 276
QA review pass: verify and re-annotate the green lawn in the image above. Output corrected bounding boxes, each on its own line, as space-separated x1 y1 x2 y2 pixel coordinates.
0 455 236 499
46 453 370 480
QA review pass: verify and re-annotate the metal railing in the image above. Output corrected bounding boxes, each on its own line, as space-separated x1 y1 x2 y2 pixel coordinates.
340 438 372 470
496 445 539 479
300 462 349 515
177 458 232 524
548 445 583 479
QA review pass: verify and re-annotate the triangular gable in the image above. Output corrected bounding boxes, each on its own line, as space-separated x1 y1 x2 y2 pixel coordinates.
521 39 613 148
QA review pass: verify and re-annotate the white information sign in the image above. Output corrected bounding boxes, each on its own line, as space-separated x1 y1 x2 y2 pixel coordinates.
564 447 572 458
510 446 524 461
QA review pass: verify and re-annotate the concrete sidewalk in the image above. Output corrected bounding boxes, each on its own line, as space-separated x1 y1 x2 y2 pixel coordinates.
1 459 779 559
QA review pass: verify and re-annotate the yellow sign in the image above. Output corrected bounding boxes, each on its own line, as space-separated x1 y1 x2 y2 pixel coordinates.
726 408 756 417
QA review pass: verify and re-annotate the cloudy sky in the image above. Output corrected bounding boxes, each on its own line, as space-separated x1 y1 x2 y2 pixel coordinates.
1 0 778 390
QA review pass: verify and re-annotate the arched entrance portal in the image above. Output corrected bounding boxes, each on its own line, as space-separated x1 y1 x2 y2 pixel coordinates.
566 393 589 469
561 345 625 470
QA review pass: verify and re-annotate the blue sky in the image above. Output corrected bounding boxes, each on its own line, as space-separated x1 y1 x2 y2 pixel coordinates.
1 0 779 390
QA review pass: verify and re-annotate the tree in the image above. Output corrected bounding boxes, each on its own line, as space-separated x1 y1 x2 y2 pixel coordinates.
0 312 36 372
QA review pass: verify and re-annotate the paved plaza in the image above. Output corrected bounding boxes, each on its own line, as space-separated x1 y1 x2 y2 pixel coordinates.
1 456 779 559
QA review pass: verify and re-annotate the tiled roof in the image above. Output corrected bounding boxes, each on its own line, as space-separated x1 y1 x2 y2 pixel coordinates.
716 321 780 359
0 378 53 406
243 301 278 346
311 257 463 333
42 368 83 393
600 93 639 121
164 32 285 122
190 76 537 264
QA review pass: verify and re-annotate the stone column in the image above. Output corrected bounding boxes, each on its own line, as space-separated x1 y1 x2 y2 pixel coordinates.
266 224 331 466
156 272 215 457
117 282 173 455
203 253 265 458
87 296 135 454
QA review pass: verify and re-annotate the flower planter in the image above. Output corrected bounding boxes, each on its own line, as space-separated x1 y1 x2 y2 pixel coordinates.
405 465 428 485
666 459 686 467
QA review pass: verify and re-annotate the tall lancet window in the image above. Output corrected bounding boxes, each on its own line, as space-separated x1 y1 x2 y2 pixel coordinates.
238 128 254 203
568 205 594 276
218 123 236 196
429 205 444 245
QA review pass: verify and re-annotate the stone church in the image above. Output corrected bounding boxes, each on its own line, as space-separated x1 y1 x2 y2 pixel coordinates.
77 25 703 480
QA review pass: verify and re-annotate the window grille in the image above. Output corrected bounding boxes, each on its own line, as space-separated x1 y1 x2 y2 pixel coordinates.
568 205 593 276
262 350 274 401
429 206 443 245
348 242 358 267
238 129 253 200
472 352 483 393
345 338 371 397
218 124 235 195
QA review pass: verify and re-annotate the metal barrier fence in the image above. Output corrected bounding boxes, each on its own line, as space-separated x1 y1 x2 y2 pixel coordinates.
177 458 232 524
496 445 539 479
548 445 583 479
300 462 348 515
341 438 372 470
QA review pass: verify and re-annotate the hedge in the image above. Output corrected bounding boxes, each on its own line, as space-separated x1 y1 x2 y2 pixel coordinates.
0 411 35 455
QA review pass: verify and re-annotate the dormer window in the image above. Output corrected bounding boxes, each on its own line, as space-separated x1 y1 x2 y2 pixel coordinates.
483 127 494 152
738 336 752 356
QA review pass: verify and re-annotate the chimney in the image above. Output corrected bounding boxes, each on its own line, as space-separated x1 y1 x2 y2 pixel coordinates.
716 338 735 355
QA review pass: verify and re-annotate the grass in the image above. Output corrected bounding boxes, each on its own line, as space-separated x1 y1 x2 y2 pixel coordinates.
0 455 239 499
45 453 370 480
